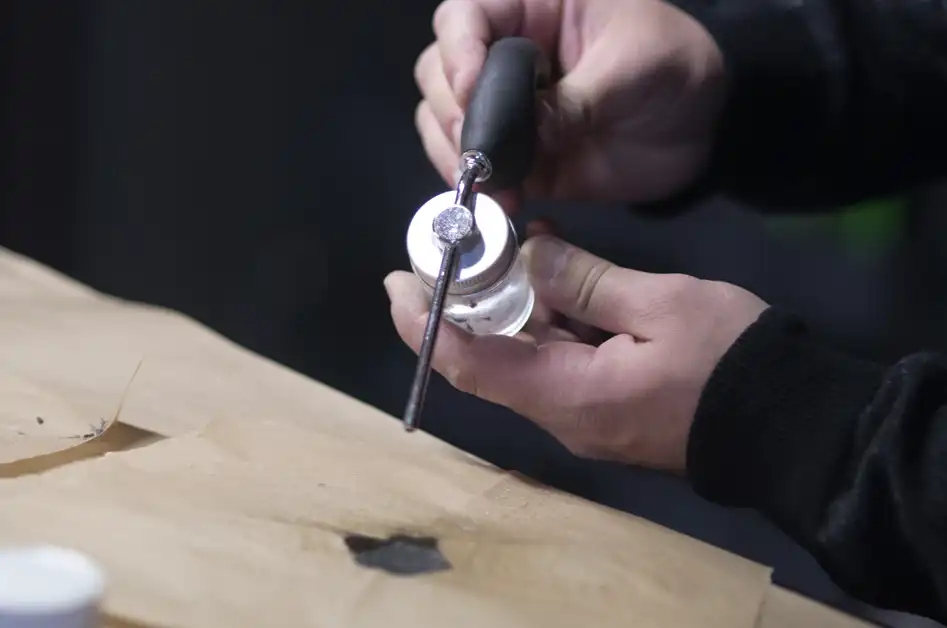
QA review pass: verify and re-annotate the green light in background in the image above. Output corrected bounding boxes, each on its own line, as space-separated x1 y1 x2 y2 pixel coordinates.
764 198 906 258
835 198 906 252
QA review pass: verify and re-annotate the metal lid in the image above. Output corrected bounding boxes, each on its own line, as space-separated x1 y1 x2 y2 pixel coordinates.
407 191 516 296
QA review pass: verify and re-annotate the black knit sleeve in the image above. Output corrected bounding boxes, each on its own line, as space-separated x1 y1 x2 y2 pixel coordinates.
686 308 947 623
664 0 947 210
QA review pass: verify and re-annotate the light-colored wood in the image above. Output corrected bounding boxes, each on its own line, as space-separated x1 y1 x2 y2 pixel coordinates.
758 588 876 628
0 247 872 627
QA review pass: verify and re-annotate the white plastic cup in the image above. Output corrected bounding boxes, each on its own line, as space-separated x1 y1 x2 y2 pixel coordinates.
0 545 105 628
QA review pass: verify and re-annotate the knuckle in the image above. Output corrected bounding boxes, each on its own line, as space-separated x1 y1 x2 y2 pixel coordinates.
432 0 457 35
562 438 595 458
413 44 436 87
444 362 479 397
562 434 610 460
706 279 749 306
562 404 644 463
660 273 700 299
612 428 643 464
704 279 768 331
414 100 430 132
561 406 607 458
638 273 700 320
575 261 614 315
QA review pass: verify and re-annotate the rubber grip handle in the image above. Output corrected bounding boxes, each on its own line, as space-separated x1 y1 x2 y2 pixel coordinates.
461 37 550 192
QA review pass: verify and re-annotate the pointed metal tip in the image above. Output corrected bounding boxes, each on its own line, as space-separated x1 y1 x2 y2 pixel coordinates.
403 410 419 432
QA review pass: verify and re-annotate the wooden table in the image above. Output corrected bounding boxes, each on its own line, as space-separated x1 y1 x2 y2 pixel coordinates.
0 248 874 627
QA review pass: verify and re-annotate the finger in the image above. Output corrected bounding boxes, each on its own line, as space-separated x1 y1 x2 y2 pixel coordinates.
432 0 490 106
519 220 560 326
433 0 561 106
385 269 475 381
566 320 611 346
524 29 621 201
414 44 464 149
384 270 595 420
522 235 664 336
415 101 460 186
525 222 607 345
519 298 578 345
520 323 580 346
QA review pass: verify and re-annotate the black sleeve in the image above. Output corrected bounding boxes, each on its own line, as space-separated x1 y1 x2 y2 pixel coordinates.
664 0 947 211
686 308 947 623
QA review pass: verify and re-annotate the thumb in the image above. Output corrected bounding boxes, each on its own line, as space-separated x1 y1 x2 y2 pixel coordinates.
523 235 660 335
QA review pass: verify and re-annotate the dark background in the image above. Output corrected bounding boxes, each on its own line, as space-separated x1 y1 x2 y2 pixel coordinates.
4 2 947 626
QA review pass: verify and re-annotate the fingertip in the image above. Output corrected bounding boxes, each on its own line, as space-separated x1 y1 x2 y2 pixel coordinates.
520 233 566 276
383 269 407 293
385 271 428 317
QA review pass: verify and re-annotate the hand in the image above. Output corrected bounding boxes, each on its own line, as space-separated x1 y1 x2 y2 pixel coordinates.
414 0 727 207
384 233 767 471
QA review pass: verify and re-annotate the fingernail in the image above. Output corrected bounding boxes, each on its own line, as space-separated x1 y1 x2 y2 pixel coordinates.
383 274 394 300
528 236 570 283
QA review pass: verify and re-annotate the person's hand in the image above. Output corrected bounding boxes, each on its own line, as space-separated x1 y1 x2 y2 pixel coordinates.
414 0 727 207
384 234 767 471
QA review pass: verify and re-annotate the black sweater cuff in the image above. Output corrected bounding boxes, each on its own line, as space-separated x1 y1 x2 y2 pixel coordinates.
686 308 885 515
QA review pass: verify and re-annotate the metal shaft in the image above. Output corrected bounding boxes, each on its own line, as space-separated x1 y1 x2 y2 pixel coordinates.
402 243 459 432
402 156 486 432
453 157 479 209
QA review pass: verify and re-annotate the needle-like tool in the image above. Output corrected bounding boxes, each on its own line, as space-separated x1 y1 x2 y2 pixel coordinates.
402 37 550 432
402 163 482 432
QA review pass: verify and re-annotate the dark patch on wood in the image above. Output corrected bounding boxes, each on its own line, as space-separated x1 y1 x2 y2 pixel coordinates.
343 533 451 576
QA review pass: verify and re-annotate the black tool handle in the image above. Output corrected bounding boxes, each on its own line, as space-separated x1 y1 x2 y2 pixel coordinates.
460 37 550 192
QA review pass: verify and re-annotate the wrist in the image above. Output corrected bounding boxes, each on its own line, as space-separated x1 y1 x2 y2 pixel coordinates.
685 308 885 514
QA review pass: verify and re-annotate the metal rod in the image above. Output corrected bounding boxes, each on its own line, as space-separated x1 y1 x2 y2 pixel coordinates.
402 160 485 432
453 161 479 207
402 243 460 431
